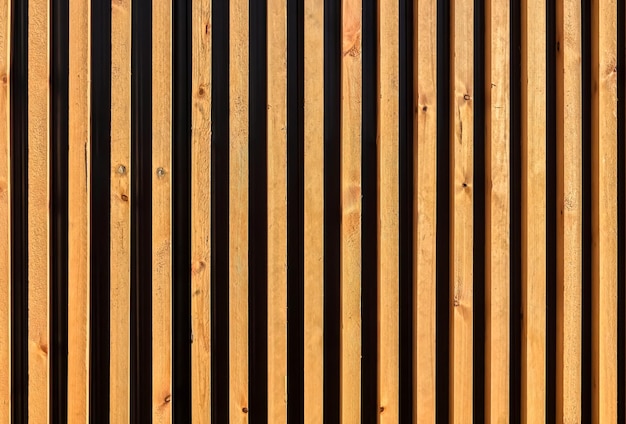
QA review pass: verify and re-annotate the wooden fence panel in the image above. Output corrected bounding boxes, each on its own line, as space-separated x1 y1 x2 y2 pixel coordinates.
0 0 8 419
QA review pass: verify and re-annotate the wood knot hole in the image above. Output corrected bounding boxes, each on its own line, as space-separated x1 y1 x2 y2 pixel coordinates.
242 407 249 414
121 194 129 202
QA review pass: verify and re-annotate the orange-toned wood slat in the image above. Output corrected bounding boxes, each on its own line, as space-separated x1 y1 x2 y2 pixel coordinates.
110 0 132 420
191 0 212 421
449 0 473 420
591 0 618 421
303 0 324 420
67 0 90 420
28 0 50 420
485 0 510 420
267 0 288 421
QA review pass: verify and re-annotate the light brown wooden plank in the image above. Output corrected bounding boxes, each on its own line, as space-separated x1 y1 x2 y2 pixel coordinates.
110 0 132 420
378 0 399 420
340 0 361 422
28 0 50 419
229 0 249 420
555 0 582 420
450 0 473 420
414 0 437 421
485 0 509 420
191 0 212 421
591 0 617 421
267 0 288 421
67 0 90 420
303 0 324 420
152 0 173 420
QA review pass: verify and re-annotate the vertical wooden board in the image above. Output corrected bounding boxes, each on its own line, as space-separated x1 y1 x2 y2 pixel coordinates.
592 0 617 421
340 0 361 422
414 0 437 420
191 0 212 421
152 0 173 420
67 0 90 420
555 0 582 420
378 0 399 421
267 0 288 422
28 0 50 420
229 0 249 420
485 0 509 421
110 0 132 421
449 0 473 420
303 0 324 421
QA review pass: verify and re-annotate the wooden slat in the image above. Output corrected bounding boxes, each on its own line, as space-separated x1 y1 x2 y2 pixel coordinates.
267 0 287 421
28 0 50 420
229 0 249 420
303 0 324 419
110 0 132 420
555 0 582 420
378 0 399 420
340 0 361 422
152 0 173 420
67 0 90 420
414 0 437 420
191 0 212 421
592 0 617 421
450 0 473 419
485 0 510 420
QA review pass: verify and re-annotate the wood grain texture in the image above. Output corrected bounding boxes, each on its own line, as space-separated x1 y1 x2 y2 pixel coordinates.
191 0 212 421
303 0 324 420
591 0 617 421
485 0 510 420
267 0 288 421
110 0 132 420
555 0 582 420
450 0 473 420
28 0 50 420
378 0 399 420
340 0 361 422
414 0 437 421
152 0 173 420
67 0 90 420
229 0 249 420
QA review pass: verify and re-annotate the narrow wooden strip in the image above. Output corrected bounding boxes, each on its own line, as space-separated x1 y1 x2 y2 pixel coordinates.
592 0 618 421
152 0 173 420
67 0 90 420
555 0 582 420
267 0 288 421
450 0 473 419
378 0 399 420
485 0 510 420
229 0 249 420
110 0 132 420
340 0 361 422
191 0 212 421
303 0 324 420
414 0 437 420
28 0 50 419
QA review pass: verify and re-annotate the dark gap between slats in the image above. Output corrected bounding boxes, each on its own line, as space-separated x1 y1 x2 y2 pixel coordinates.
324 0 341 421
51 0 70 420
473 0 486 420
287 0 305 420
399 0 415 420
172 0 192 420
130 0 153 419
509 0 521 420
545 0 557 420
618 0 626 419
249 0 268 420
10 0 29 419
436 0 451 420
361 0 378 420
89 0 112 419
211 0 230 420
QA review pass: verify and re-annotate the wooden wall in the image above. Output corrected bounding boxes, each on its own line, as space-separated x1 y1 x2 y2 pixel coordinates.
0 0 625 422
